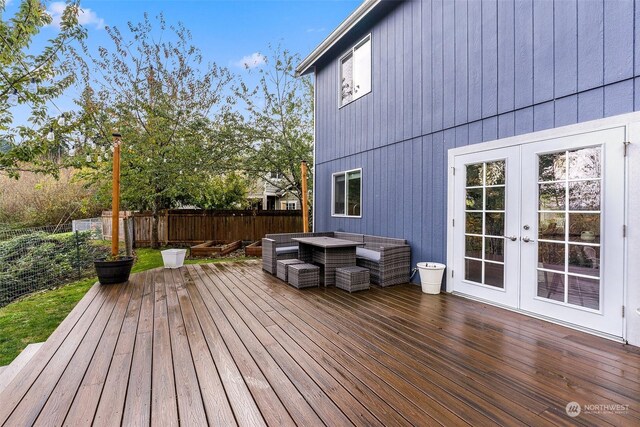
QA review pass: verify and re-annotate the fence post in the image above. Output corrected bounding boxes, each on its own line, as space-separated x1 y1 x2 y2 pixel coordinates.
75 230 82 279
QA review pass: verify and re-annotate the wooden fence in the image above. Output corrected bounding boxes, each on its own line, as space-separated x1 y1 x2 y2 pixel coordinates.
103 209 303 247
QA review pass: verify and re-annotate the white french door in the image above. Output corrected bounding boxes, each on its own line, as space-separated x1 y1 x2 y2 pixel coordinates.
452 128 625 337
452 147 521 308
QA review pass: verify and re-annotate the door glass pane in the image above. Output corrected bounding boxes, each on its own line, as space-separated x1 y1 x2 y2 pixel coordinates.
484 237 504 262
537 270 565 302
486 187 505 210
464 259 482 283
568 275 600 310
484 262 504 288
485 213 504 236
568 147 600 180
539 183 565 210
568 213 600 243
536 147 602 308
538 242 565 271
466 164 483 186
539 213 565 241
569 181 601 210
539 152 566 181
465 212 483 234
568 245 600 277
485 161 505 185
465 236 482 258
466 188 483 210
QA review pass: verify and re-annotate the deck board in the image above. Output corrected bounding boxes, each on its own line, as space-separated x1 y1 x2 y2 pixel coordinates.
1 261 639 426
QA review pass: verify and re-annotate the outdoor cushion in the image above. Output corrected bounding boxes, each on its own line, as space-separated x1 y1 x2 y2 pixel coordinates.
276 246 298 255
356 247 381 262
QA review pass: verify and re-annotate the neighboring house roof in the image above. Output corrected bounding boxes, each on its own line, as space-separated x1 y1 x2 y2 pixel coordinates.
296 0 393 76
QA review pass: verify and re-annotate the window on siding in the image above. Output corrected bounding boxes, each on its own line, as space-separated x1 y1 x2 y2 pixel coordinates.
340 35 371 106
284 201 297 210
333 169 362 217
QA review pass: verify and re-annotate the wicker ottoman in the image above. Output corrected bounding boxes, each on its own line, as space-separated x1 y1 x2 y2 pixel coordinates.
277 259 305 282
287 263 320 289
336 266 370 292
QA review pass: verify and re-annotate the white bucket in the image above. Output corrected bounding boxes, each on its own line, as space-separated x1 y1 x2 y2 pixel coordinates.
161 249 187 269
417 262 446 294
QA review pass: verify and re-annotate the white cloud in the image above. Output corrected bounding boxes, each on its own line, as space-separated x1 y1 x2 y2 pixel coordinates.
47 2 105 30
234 52 266 70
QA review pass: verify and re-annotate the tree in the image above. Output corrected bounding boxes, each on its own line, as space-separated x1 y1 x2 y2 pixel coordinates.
235 46 314 213
74 13 242 247
188 172 249 210
0 0 86 177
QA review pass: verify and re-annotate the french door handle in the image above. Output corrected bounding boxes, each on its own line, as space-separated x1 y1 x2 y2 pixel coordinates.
503 235 517 241
521 236 535 243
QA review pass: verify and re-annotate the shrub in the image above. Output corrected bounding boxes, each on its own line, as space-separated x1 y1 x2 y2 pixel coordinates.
0 231 108 307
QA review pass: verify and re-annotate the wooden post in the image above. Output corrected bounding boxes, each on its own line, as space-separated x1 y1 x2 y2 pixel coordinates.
301 160 309 232
111 133 122 257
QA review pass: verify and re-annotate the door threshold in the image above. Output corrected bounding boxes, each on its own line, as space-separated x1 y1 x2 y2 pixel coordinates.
450 291 626 344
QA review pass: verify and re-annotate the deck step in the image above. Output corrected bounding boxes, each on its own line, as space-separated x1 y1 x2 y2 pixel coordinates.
0 342 44 394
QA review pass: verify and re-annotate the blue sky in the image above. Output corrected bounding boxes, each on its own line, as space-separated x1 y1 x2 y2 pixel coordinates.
5 0 361 119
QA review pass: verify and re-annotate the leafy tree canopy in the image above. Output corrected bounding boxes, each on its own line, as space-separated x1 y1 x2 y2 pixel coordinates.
73 13 243 246
235 46 314 207
0 0 86 177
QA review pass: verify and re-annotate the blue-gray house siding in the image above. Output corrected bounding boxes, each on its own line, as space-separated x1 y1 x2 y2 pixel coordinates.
312 0 639 280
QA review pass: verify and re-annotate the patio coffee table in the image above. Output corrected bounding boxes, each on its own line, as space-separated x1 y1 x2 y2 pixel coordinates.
292 236 361 286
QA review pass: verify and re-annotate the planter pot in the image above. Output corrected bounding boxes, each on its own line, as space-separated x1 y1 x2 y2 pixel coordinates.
417 262 446 294
94 257 134 285
161 249 187 268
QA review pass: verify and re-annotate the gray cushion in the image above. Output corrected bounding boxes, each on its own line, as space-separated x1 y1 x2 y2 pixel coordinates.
356 247 381 262
276 246 298 255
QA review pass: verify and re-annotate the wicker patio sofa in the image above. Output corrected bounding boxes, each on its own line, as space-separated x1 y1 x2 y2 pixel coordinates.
261 232 333 274
262 231 411 287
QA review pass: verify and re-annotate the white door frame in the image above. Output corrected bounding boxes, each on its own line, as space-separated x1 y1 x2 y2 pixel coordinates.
447 112 634 342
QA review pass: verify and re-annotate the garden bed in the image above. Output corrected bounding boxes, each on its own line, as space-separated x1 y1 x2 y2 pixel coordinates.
190 240 242 258
244 240 262 257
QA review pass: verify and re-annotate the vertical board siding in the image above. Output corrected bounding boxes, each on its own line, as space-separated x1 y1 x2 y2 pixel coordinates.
604 0 634 84
481 0 498 117
514 0 533 109
532 0 554 104
497 0 515 114
313 0 640 280
554 0 578 98
577 0 604 92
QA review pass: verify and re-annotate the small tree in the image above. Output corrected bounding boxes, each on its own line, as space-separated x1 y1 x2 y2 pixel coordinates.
0 0 86 177
75 14 241 247
235 46 314 212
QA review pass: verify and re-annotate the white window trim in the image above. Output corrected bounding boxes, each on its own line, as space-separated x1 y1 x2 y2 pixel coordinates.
283 201 297 210
339 34 372 108
332 168 362 218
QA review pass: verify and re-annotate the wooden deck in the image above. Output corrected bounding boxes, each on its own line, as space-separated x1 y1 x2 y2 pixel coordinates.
0 261 638 426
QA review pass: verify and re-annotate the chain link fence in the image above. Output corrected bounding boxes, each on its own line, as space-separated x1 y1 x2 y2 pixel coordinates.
72 217 104 239
0 224 109 308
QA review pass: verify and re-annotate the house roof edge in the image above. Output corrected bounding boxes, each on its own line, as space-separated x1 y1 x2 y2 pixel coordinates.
295 0 383 77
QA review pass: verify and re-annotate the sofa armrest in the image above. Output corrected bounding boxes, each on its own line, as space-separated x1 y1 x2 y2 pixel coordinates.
262 238 277 273
378 244 411 260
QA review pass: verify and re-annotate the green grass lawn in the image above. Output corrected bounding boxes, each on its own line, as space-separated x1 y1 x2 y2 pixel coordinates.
0 248 255 366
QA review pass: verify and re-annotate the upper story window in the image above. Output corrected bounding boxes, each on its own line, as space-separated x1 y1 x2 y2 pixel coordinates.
283 201 297 210
268 171 284 180
340 35 371 106
332 168 362 217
